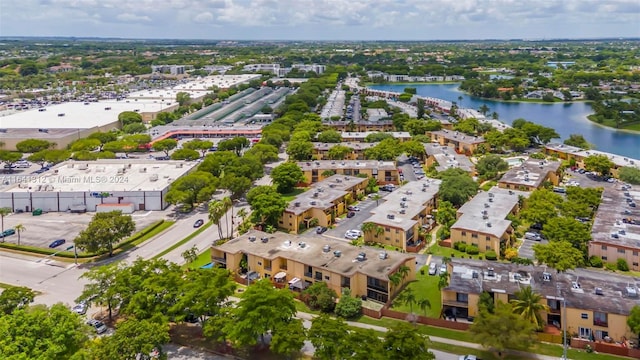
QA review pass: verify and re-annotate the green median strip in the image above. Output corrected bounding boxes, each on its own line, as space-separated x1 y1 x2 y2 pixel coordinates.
153 220 213 259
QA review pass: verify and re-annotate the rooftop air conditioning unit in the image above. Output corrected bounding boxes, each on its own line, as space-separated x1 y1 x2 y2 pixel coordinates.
294 202 301 207
484 203 490 208
333 250 342 257
310 201 317 206
313 192 319 198
595 288 604 296
323 245 331 253
284 240 291 247
402 197 407 201
482 215 488 220
298 242 307 248
249 236 257 242
387 214 395 219
489 197 493 202
379 251 388 260
357 252 366 261
400 202 406 208
486 222 492 227
487 267 495 277
488 193 494 198
261 237 269 243
400 209 406 214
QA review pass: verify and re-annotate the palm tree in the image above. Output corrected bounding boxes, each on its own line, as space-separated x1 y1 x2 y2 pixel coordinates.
371 194 382 206
389 273 402 294
396 265 410 283
208 200 225 241
14 223 25 246
417 298 432 317
361 222 377 236
0 207 11 243
479 104 490 116
510 286 549 330
491 111 499 120
458 95 464 107
237 208 248 222
221 197 233 239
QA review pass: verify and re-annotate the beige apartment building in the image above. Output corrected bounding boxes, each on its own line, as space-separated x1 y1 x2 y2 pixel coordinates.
297 160 399 184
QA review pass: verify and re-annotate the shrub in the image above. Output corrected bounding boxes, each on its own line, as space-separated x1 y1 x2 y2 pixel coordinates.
589 255 604 268
503 248 518 260
605 262 617 271
485 250 498 261
617 258 630 272
302 282 337 313
453 242 467 252
466 245 479 255
335 289 362 319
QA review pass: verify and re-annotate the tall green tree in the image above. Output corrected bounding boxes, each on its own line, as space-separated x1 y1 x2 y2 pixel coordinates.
533 241 585 272
383 322 435 360
74 210 135 257
302 281 337 313
470 301 536 359
584 154 615 176
308 314 351 360
476 154 509 179
15 139 54 153
271 162 305 193
78 262 124 321
0 207 11 242
225 279 297 346
270 319 307 359
88 318 170 360
627 305 640 344
0 286 35 315
151 138 178 156
165 171 218 211
437 168 479 206
510 286 549 330
183 139 214 157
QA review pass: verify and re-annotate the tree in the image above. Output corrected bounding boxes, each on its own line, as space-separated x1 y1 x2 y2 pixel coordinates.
584 154 614 176
225 279 296 346
88 132 118 150
383 322 436 360
364 132 394 143
308 314 351 360
170 268 236 326
244 143 280 164
27 149 70 168
520 189 563 227
627 305 640 346
619 166 640 185
123 122 147 134
510 286 549 330
542 217 591 254
0 150 24 170
533 241 585 272
209 199 228 241
14 223 25 246
78 262 124 321
165 171 218 211
471 301 536 358
435 200 457 228
69 138 101 152
286 140 313 160
74 210 136 257
402 140 426 158
478 291 495 314
271 162 305 193
16 139 54 153
118 111 143 126
0 286 35 315
248 187 288 227
437 168 479 206
416 98 426 119
479 104 490 116
334 288 362 319
302 281 338 313
476 154 509 179
183 139 214 157
395 288 430 324
364 138 403 160
151 138 178 156
0 207 11 242
218 137 249 156
88 318 170 360
181 245 199 266
327 144 353 160
270 319 307 358
176 91 191 106
0 303 90 359
219 174 252 200
317 130 342 143
171 148 200 161
563 134 591 149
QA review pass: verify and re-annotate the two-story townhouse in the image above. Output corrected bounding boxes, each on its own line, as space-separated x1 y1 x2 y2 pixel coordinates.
211 230 416 304
312 142 376 161
544 143 640 177
361 178 441 252
428 130 485 155
297 160 398 185
423 143 476 175
498 158 562 191
341 131 412 143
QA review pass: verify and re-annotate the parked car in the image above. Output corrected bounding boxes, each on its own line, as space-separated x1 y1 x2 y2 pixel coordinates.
1 228 15 237
87 319 108 334
193 219 205 228
316 226 328 234
428 263 437 275
347 205 360 212
72 301 88 315
439 263 447 274
49 239 66 248
459 355 478 360
346 211 356 218
524 232 542 241
344 229 362 240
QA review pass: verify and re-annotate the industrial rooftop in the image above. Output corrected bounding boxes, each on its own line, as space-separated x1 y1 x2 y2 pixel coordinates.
215 230 415 280
3 160 195 193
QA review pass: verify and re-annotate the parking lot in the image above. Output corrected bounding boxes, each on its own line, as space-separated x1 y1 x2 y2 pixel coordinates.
1 210 167 249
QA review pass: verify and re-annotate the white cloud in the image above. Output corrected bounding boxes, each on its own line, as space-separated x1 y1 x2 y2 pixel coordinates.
116 13 152 22
194 12 214 23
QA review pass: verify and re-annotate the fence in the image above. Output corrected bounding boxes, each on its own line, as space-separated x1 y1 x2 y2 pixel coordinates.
571 338 640 358
375 307 470 331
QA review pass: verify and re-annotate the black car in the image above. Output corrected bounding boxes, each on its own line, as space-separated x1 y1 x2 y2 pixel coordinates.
346 211 356 218
316 226 328 234
49 239 66 248
193 219 205 228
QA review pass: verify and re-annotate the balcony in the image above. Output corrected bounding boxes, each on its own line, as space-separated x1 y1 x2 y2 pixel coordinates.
366 283 388 293
279 264 288 271
442 299 469 308
304 272 313 278
548 307 561 314
264 266 272 271
594 320 608 327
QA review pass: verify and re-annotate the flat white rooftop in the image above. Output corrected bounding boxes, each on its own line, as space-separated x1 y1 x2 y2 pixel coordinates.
0 99 176 129
171 75 261 91
4 160 196 193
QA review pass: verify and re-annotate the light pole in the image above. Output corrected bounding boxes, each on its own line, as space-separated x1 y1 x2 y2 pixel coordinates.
557 284 568 360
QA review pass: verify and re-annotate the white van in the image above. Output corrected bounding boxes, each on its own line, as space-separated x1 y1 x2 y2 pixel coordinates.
524 232 542 241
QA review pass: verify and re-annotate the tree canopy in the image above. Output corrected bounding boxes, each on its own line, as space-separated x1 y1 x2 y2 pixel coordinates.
470 301 536 358
74 210 135 256
437 168 479 206
271 162 305 193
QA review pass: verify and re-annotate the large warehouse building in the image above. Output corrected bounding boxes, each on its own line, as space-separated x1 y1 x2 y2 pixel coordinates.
0 160 196 213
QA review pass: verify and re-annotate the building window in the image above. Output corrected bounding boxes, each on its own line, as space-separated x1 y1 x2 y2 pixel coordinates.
601 245 607 250
395 229 399 234
618 248 626 254
456 293 468 303
594 312 608 327
634 262 638 266
461 231 466 236
324 276 330 280
634 251 639 256
385 227 390 232
602 256 607 261
341 276 350 288
486 236 490 241
471 233 478 239
595 330 609 341
315 271 323 281
579 327 591 340
581 313 588 319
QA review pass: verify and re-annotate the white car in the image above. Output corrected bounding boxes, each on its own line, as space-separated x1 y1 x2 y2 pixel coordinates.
72 301 88 315
459 356 477 360
439 263 447 274
344 229 362 239
87 319 108 334
428 263 437 275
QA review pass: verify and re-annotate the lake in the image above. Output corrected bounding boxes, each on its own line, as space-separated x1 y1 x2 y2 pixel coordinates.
368 83 640 159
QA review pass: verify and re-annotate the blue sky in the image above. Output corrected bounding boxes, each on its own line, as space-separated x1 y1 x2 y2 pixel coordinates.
1 0 639 40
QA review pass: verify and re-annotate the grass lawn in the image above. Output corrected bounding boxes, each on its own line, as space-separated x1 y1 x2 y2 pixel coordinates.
281 188 308 202
480 180 498 191
153 220 213 259
390 270 442 318
427 243 485 260
183 250 212 270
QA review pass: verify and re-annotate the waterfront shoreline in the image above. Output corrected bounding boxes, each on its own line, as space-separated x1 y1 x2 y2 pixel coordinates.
585 114 640 134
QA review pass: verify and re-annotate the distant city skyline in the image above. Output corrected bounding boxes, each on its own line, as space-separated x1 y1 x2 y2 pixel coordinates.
1 0 639 41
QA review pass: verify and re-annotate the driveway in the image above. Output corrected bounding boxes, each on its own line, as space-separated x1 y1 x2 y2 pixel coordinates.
518 238 547 259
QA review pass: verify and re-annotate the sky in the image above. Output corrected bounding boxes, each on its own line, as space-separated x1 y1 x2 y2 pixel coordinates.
1 0 639 41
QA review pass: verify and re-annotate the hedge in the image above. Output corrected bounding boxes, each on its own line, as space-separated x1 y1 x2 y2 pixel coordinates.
0 219 166 259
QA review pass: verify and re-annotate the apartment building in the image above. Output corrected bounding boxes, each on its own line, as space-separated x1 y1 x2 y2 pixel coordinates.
544 143 640 177
211 230 416 304
361 178 441 252
312 142 376 160
450 188 527 257
323 120 394 132
423 143 476 175
297 160 399 184
589 183 640 270
498 158 562 191
443 259 635 343
341 131 412 143
428 130 486 155
279 175 368 233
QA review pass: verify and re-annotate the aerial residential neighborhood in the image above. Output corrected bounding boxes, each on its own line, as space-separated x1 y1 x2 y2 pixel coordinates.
1 4 640 359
